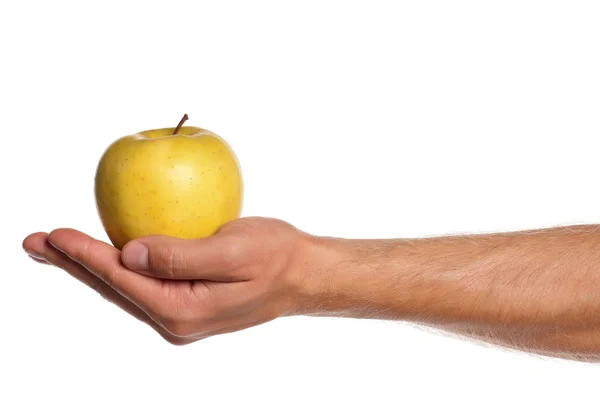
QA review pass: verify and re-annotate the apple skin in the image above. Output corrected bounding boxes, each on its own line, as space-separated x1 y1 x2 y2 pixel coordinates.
94 125 243 250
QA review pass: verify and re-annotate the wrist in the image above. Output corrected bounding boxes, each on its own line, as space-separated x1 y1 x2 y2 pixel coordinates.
289 234 410 318
288 234 348 316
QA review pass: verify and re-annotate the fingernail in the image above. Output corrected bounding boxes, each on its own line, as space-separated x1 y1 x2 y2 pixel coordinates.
122 241 148 271
25 249 44 260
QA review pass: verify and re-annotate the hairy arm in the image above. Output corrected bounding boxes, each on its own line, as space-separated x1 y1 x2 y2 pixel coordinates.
298 225 600 361
23 218 600 362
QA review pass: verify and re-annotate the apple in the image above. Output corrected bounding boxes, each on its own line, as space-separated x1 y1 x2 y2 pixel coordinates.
94 114 243 250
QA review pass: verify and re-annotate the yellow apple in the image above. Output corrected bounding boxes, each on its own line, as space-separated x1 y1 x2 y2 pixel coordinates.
94 114 243 250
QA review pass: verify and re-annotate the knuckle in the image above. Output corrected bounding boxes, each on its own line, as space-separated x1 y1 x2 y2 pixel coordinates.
91 280 111 302
98 289 109 302
166 247 178 278
103 265 123 292
78 238 95 265
149 246 181 278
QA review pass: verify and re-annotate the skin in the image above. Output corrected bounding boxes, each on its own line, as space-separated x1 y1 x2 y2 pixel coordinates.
21 217 600 361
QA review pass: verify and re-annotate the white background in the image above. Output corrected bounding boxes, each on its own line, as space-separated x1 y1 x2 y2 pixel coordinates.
2 0 600 396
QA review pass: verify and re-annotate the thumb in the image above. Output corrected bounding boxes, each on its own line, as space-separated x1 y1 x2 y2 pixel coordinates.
120 235 241 281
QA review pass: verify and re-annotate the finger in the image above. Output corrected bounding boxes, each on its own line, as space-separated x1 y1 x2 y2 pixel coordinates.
22 232 184 343
121 234 244 281
24 247 49 264
46 228 165 314
29 256 49 264
23 235 48 262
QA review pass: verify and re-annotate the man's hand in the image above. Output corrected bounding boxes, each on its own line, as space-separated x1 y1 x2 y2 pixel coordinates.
22 217 313 345
23 218 600 361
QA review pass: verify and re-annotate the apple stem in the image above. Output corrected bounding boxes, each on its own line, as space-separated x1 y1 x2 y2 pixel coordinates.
172 114 189 135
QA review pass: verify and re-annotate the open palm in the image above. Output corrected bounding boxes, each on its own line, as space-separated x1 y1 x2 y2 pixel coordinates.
22 217 309 344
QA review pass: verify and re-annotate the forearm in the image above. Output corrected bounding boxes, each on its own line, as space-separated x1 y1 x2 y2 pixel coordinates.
296 225 600 360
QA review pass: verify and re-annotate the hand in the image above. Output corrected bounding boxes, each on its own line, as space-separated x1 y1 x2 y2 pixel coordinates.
22 217 313 345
